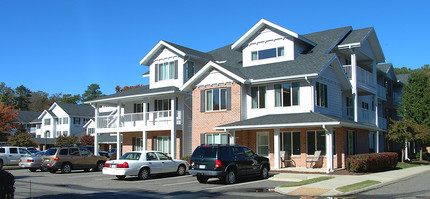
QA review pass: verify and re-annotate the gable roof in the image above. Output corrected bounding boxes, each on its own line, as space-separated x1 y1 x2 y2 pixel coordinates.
338 27 385 63
54 102 94 117
396 73 410 85
17 111 41 123
377 63 392 73
340 27 373 46
231 19 316 50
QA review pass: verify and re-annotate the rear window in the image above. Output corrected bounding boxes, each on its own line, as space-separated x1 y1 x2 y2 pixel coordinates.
45 148 58 156
59 149 68 155
192 146 217 158
0 148 5 153
120 152 141 160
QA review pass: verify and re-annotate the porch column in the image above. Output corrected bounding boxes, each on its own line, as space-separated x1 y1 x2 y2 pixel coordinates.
376 131 380 153
229 130 235 144
374 95 379 127
143 131 147 151
351 51 358 122
171 98 177 159
324 126 334 173
143 102 147 127
143 101 148 150
274 129 280 169
116 131 121 160
94 104 99 156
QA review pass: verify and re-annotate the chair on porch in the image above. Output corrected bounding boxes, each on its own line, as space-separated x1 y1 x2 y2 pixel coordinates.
306 150 322 168
280 151 294 167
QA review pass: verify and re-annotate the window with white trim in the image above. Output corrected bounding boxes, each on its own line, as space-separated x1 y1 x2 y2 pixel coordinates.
316 82 328 107
56 118 62 125
63 117 69 124
275 82 300 107
157 61 175 81
251 47 284 61
206 133 229 144
281 131 301 155
63 131 68 136
44 119 51 126
157 136 170 154
187 61 195 79
256 132 269 157
307 130 326 155
205 88 227 111
251 86 266 109
136 137 144 151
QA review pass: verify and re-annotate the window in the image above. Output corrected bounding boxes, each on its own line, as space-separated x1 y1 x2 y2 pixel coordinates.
63 117 68 124
69 148 80 156
0 148 5 153
205 88 227 111
80 149 91 157
346 97 353 117
9 148 18 154
362 102 369 110
251 86 266 109
156 152 170 160
73 117 80 125
307 130 326 155
63 131 68 136
347 130 356 155
275 82 300 107
134 103 143 113
157 61 175 81
56 118 62 125
19 148 30 155
56 131 61 137
281 131 301 155
44 119 51 126
251 47 285 61
59 149 68 155
146 152 158 161
136 137 144 151
36 124 41 129
88 128 95 135
316 82 328 107
256 132 269 157
157 136 170 154
155 99 171 111
45 131 50 138
206 133 229 144
187 61 195 79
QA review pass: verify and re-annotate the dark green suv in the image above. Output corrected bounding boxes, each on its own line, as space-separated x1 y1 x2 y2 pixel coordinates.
189 144 270 184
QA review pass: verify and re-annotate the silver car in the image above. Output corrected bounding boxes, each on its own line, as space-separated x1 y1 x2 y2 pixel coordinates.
19 151 46 172
103 151 188 180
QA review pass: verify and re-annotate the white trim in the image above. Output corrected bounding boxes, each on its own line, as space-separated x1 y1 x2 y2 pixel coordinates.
142 73 150 78
256 132 270 158
214 121 381 131
325 27 352 54
140 40 186 66
337 42 361 49
250 73 318 85
86 91 176 104
231 19 316 50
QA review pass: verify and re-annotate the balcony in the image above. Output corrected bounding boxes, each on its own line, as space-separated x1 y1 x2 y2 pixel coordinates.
358 108 376 125
393 92 402 105
97 110 182 131
378 117 387 130
342 107 354 120
377 85 387 100
343 65 375 90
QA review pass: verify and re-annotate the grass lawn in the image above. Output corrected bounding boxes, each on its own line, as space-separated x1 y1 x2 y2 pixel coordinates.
280 176 334 187
396 161 430 169
336 180 380 192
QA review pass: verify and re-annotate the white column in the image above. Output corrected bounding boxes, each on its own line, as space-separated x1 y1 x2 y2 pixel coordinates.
324 126 334 173
374 95 379 126
94 104 99 156
143 102 147 127
229 131 235 144
142 102 148 151
351 52 359 122
170 98 177 159
116 103 122 160
376 131 380 153
274 129 280 169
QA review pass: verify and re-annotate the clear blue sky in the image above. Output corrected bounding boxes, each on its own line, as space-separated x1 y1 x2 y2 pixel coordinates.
1 0 429 97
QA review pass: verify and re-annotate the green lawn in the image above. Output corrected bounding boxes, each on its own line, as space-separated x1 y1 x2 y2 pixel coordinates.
280 176 334 187
396 161 430 169
336 180 380 192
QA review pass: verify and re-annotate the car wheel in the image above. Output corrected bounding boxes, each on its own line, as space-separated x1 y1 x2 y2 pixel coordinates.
41 166 48 172
177 165 186 176
138 168 150 180
260 165 269 179
84 168 91 172
61 163 72 174
96 161 105 171
116 175 126 180
48 168 57 173
29 168 37 172
224 169 236 184
196 176 208 183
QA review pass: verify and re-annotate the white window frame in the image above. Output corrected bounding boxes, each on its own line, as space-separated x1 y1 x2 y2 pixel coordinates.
158 61 175 81
44 119 51 126
136 137 144 151
63 117 69 124
205 88 227 112
205 133 229 144
316 82 328 108
256 132 270 157
157 136 171 154
281 131 301 156
251 86 266 109
251 47 285 61
275 82 300 107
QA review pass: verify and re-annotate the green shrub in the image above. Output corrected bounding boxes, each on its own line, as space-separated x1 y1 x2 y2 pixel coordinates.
180 155 191 162
0 170 15 199
347 152 398 172
415 152 429 160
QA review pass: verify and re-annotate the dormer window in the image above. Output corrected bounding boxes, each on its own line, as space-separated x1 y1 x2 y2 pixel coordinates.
251 47 284 61
155 60 178 82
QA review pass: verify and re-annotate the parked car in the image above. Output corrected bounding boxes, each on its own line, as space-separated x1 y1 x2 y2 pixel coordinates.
19 151 46 172
42 146 107 173
0 146 31 170
189 144 270 184
80 146 109 158
103 151 188 180
25 147 39 155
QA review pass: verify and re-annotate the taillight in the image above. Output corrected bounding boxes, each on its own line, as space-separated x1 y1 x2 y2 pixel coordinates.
20 159 22 162
189 159 191 165
27 159 34 162
104 163 110 167
117 162 129 168
54 157 59 161
215 160 222 168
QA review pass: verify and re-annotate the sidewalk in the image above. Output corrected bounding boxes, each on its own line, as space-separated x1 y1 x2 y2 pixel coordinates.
271 165 430 197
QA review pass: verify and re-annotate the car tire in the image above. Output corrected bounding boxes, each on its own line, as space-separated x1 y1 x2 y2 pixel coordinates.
84 168 91 172
96 161 105 171
41 167 48 172
116 175 126 180
224 169 236 184
61 163 72 174
48 168 57 173
29 168 37 172
260 165 269 179
138 168 150 180
177 165 186 176
196 176 208 183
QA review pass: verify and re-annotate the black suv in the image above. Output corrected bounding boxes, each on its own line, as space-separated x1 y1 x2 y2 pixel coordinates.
189 144 270 184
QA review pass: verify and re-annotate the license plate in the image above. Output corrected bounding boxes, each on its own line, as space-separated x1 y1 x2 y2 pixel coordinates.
199 165 206 169
21 165 25 168
111 165 117 168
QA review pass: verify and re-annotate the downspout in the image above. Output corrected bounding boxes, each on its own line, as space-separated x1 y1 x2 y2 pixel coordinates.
322 124 333 173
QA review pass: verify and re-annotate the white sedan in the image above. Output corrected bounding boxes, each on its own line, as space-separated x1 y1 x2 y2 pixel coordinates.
103 151 188 180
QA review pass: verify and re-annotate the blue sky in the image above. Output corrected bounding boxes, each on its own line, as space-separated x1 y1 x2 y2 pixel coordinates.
1 0 429 97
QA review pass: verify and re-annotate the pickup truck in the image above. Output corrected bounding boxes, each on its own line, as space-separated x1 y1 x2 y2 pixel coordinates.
0 146 31 169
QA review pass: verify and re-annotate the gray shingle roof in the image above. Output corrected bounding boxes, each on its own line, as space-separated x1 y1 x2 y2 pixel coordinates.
17 111 41 123
377 63 391 73
163 40 213 60
340 27 373 45
87 85 179 102
396 74 410 84
76 131 117 143
303 26 352 54
56 102 94 117
32 138 56 145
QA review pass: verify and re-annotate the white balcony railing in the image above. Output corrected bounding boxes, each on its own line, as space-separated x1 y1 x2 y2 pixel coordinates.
377 85 387 99
343 65 375 88
378 117 387 130
29 127 37 133
97 115 118 129
358 108 376 125
97 110 182 129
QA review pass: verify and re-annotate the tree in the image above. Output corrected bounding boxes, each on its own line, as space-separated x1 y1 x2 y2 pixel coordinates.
115 84 143 93
395 67 413 74
82 84 104 102
0 82 15 107
6 133 37 147
28 91 50 112
14 85 32 111
14 124 27 135
55 135 79 146
60 94 81 104
80 134 94 146
0 102 20 141
387 120 417 162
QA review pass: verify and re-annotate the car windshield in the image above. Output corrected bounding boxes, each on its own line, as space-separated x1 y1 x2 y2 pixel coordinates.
45 148 57 156
120 152 141 160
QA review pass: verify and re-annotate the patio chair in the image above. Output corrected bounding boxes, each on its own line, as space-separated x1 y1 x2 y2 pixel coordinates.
280 151 294 167
306 150 322 168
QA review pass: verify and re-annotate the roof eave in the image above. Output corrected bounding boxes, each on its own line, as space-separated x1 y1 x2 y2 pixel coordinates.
140 41 186 66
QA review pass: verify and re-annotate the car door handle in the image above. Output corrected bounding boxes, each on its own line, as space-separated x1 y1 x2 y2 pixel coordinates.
149 162 152 164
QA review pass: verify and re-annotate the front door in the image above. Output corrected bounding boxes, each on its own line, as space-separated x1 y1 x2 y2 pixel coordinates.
8 148 20 164
156 152 176 173
256 132 270 158
145 152 162 174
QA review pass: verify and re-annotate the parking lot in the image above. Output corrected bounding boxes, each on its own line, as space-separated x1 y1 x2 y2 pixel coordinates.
8 168 294 199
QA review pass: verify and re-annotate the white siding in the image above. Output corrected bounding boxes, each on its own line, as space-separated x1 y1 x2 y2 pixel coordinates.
149 48 185 89
183 94 193 156
196 69 235 87
314 66 343 117
360 40 376 60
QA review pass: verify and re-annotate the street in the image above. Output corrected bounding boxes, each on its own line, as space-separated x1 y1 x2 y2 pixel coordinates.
8 168 298 199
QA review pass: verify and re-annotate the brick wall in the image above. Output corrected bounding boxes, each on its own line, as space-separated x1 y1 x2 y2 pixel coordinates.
192 83 242 150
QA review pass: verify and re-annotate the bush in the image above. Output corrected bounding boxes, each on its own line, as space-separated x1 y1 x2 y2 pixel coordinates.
347 152 398 172
415 152 429 160
180 155 191 162
0 170 15 199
